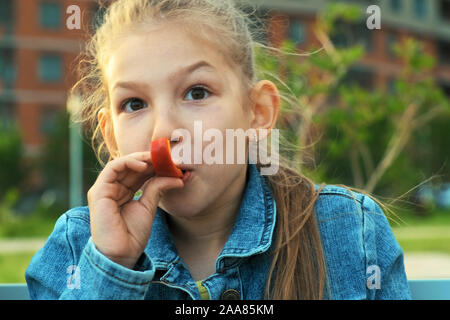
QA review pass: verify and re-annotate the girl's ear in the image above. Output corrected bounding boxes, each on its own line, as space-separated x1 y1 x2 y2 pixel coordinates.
98 107 119 159
249 80 280 140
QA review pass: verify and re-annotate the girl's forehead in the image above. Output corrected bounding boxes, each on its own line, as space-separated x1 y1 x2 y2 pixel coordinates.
113 21 224 58
104 26 237 83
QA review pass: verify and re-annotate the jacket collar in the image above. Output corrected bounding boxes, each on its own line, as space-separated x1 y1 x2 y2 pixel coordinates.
146 163 277 269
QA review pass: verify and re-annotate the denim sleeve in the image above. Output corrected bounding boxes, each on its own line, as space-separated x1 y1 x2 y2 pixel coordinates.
25 211 156 299
361 195 412 300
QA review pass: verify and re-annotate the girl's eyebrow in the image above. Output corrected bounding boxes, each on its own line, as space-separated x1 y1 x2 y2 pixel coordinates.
111 60 216 92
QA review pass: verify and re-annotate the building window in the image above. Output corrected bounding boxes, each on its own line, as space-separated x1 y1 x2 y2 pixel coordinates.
288 19 306 45
39 2 61 29
387 77 396 93
39 54 62 83
355 22 372 52
390 0 403 12
441 0 450 22
0 0 14 28
89 5 106 32
0 104 14 128
439 81 450 98
342 66 374 89
331 21 372 52
246 8 269 45
438 40 450 65
0 49 15 87
40 107 58 135
413 0 428 19
386 32 399 58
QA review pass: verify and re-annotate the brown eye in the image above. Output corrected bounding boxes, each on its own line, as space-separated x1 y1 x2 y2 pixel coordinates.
185 86 211 101
122 98 147 112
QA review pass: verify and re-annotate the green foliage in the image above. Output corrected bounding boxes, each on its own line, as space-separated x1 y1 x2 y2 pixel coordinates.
319 3 361 34
254 3 450 198
393 38 435 73
0 251 37 283
38 110 70 209
0 108 101 238
0 188 20 225
0 186 61 238
37 110 100 217
0 123 28 194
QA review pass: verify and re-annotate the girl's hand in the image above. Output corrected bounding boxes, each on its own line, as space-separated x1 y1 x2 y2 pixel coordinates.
87 151 184 269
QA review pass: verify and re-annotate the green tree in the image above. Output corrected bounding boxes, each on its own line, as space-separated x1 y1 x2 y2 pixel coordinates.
254 3 450 198
39 110 70 210
39 110 99 216
0 122 27 195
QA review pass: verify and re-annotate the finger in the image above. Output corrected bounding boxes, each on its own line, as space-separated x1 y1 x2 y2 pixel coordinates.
117 162 156 191
115 181 140 206
115 152 153 181
115 169 157 205
98 157 149 185
126 151 152 162
138 177 184 213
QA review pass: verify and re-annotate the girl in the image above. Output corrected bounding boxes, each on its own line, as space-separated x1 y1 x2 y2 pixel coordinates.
25 0 411 300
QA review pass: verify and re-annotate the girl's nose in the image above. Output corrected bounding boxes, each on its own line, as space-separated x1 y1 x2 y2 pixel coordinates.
150 106 180 143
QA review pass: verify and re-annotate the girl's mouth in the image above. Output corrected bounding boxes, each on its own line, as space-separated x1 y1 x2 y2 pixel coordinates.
182 170 193 182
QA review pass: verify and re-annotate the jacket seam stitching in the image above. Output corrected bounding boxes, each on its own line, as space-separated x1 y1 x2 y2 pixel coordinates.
318 192 364 204
66 214 90 224
64 214 77 274
260 176 273 248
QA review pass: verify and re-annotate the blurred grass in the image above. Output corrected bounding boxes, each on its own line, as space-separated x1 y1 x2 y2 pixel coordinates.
0 216 56 238
391 209 450 255
395 237 450 255
390 209 450 227
0 187 64 238
0 213 56 283
0 251 36 283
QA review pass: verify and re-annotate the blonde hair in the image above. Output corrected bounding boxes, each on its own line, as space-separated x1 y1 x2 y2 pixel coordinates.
70 0 369 299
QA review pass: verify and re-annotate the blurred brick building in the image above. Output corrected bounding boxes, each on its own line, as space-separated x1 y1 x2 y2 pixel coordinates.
251 0 450 93
0 0 449 155
0 0 101 156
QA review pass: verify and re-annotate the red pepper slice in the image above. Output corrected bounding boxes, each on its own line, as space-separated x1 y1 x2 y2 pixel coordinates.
151 137 183 178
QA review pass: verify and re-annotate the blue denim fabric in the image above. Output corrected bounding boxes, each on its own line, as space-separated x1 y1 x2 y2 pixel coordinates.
25 164 411 299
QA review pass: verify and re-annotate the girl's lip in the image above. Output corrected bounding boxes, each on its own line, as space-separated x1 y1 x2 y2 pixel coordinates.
140 171 192 192
176 163 195 171
182 170 193 182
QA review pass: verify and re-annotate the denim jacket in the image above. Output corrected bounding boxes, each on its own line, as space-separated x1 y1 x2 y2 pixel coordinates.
25 164 411 299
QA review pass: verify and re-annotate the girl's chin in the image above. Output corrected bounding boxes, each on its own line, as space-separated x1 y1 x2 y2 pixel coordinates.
159 187 200 214
159 200 203 219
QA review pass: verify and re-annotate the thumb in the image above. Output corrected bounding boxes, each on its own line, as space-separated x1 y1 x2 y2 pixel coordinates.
138 176 184 212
